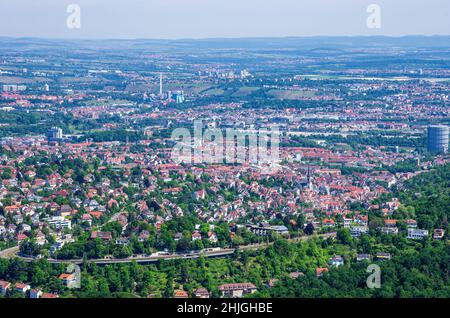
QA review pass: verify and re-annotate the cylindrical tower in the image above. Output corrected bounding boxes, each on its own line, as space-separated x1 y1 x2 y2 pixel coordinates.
427 125 449 154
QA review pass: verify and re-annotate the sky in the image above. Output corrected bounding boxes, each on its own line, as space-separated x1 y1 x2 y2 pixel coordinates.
0 0 449 39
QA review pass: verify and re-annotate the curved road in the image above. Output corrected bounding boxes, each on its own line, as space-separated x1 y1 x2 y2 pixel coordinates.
0 232 336 265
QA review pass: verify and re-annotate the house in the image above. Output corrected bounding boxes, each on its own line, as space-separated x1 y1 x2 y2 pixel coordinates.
219 283 257 298
59 273 78 289
15 283 31 294
322 218 335 228
58 204 73 217
288 272 304 279
350 225 368 237
191 231 202 241
407 228 429 240
193 189 206 200
41 293 59 298
433 229 445 240
138 231 150 242
174 232 183 241
115 237 129 245
381 227 398 235
50 240 65 254
405 219 417 228
47 216 72 230
356 254 371 262
80 214 92 227
194 288 210 298
356 215 369 226
90 231 112 241
30 289 43 298
16 233 28 242
208 231 218 243
173 289 188 298
343 217 353 228
376 252 391 261
316 268 329 277
267 279 279 288
384 219 397 227
0 280 11 296
21 224 31 232
329 256 344 267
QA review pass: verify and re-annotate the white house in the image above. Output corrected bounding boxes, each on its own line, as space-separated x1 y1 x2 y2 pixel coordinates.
219 283 257 298
407 228 429 240
329 256 344 267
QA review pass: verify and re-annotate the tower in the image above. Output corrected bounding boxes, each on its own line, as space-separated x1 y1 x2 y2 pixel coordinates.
427 125 449 154
306 166 313 191
159 72 163 97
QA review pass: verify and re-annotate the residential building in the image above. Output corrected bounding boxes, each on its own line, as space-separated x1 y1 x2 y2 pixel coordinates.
407 228 429 240
219 283 257 298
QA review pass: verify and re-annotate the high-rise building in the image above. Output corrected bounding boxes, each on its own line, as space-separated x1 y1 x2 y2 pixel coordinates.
47 127 63 142
173 90 185 104
427 125 449 154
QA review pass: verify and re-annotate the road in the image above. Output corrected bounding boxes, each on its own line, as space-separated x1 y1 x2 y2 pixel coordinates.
0 232 336 265
0 246 20 259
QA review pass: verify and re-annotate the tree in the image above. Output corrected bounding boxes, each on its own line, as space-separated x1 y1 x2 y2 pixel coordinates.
336 228 352 245
304 223 315 236
176 237 191 252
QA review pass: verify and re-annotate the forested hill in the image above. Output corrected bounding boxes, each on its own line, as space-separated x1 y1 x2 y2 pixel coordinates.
397 163 450 231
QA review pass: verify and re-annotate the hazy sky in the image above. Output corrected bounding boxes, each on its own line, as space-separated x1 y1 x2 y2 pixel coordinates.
0 0 449 39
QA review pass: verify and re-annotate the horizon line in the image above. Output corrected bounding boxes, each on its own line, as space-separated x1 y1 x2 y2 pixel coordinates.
1 34 450 42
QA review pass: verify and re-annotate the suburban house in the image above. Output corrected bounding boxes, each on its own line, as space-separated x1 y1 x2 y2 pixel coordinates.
376 252 392 261
191 231 202 241
173 289 189 298
208 231 218 243
90 231 112 241
407 228 429 240
322 218 335 228
405 219 418 228
58 204 73 217
30 289 43 298
194 288 210 298
59 273 78 289
316 267 329 277
288 272 304 279
329 255 344 267
356 254 371 262
350 225 368 237
41 293 59 298
433 229 445 240
219 283 257 298
381 227 398 235
15 283 31 294
0 280 11 296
